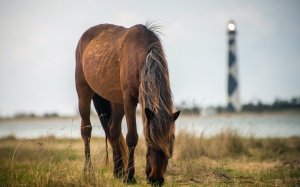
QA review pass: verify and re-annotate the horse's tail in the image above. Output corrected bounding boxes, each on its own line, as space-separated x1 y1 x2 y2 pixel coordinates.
92 94 128 168
93 94 111 166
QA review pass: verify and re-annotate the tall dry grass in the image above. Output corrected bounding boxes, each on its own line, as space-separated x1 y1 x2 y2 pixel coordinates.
175 129 248 159
175 129 300 160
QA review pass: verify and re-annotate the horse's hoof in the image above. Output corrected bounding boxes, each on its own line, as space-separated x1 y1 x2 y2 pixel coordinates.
113 168 125 179
148 176 164 186
124 176 137 184
83 161 93 175
113 172 124 179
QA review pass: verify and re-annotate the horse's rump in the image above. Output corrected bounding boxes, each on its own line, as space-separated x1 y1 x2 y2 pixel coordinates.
81 25 127 104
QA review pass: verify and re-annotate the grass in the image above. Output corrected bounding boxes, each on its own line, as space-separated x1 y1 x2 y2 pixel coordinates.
0 130 300 186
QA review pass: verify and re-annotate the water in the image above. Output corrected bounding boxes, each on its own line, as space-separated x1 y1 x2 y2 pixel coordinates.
176 113 300 138
0 112 300 139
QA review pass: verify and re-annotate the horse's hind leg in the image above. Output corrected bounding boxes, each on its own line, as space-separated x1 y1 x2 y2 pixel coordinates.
76 83 94 173
109 104 127 178
93 97 127 178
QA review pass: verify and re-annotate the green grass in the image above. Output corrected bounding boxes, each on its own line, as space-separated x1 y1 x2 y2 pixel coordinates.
0 131 300 186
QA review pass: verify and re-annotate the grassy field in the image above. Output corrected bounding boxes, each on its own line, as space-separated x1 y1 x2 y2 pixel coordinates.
0 130 300 186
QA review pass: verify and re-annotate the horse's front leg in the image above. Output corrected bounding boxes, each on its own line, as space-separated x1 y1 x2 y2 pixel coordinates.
123 96 138 183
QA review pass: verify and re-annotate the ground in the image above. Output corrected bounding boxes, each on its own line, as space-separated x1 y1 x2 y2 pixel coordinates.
0 130 299 186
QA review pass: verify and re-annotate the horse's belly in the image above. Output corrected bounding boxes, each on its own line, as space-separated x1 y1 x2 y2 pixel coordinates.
82 46 123 104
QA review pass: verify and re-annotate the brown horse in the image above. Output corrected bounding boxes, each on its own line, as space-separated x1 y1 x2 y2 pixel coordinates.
75 23 180 186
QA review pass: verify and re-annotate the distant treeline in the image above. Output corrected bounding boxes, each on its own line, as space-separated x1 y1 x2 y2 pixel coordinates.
7 112 60 119
176 105 201 115
243 97 300 112
176 97 300 115
217 97 300 113
1 97 300 119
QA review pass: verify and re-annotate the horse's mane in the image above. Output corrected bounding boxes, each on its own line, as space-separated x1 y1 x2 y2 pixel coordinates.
139 23 174 157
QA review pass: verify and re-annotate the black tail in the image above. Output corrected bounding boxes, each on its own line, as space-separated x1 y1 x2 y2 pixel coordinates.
93 94 111 165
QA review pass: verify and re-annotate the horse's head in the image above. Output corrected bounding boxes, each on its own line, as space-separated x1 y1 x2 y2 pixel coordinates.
144 108 180 186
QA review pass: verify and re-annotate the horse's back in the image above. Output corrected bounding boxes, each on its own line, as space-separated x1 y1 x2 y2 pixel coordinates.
77 24 151 104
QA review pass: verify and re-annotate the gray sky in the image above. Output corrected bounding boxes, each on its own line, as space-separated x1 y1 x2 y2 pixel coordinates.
0 0 300 116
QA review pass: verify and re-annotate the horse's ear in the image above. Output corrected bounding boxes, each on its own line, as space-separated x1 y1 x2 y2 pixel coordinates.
145 108 154 121
172 111 181 121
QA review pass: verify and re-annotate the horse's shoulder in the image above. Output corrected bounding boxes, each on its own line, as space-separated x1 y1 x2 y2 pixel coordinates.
127 24 149 34
131 24 147 29
122 24 152 43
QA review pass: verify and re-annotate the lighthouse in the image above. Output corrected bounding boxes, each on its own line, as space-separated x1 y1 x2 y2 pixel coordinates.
227 20 241 112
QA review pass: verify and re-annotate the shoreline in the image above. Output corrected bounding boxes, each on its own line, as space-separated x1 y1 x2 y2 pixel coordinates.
1 109 300 122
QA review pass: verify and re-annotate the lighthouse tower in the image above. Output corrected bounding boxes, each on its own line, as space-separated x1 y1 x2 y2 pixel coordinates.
227 20 241 112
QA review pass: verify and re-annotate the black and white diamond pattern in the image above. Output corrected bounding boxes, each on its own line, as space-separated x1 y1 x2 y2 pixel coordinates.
227 29 241 112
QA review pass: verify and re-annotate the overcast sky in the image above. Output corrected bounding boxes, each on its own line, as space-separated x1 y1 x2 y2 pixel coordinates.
0 0 299 116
